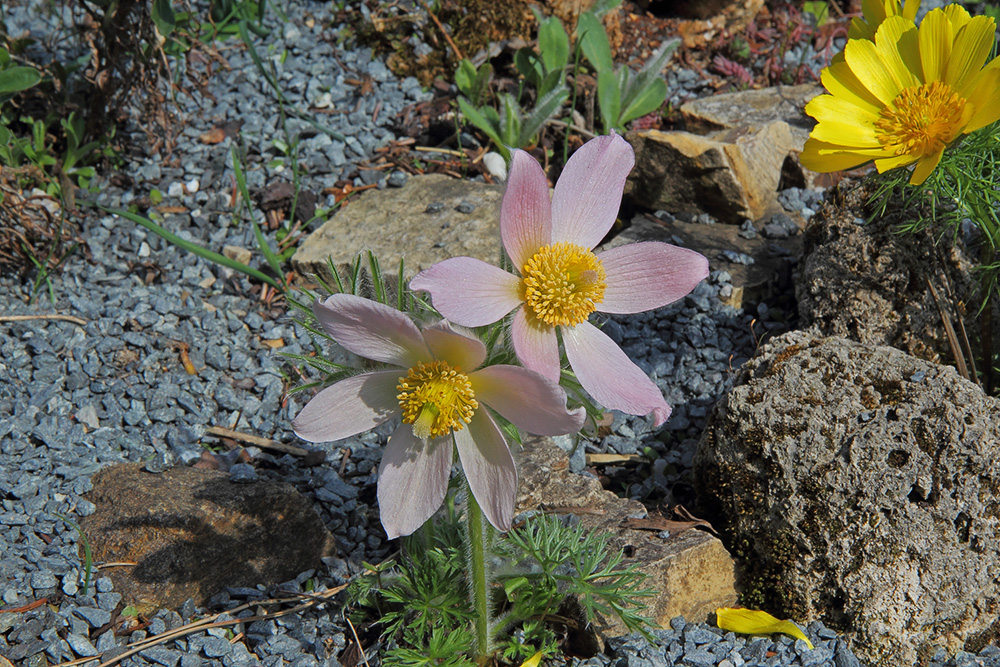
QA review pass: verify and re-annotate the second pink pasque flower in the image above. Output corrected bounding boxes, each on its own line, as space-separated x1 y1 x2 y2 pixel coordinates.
410 134 709 426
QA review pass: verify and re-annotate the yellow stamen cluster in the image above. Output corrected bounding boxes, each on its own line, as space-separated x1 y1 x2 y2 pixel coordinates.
520 242 607 327
396 360 478 439
875 81 970 157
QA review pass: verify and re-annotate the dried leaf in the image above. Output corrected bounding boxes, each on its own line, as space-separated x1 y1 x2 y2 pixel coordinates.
625 516 712 535
587 453 644 465
199 127 227 144
716 607 814 649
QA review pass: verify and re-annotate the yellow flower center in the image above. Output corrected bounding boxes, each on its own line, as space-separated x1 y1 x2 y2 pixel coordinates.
520 242 607 327
874 81 970 157
397 360 478 440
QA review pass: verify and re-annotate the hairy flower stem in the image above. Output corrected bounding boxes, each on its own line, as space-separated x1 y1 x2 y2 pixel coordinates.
465 483 491 663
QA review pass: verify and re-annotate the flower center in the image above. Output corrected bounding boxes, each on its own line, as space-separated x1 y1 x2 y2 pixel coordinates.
520 242 607 327
396 360 478 440
874 81 970 157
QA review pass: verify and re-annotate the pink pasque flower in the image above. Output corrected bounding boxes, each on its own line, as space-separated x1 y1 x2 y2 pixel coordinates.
410 134 709 427
293 294 585 539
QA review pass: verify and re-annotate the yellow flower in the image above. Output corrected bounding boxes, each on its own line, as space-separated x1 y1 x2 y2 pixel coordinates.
801 6 1000 185
848 0 920 40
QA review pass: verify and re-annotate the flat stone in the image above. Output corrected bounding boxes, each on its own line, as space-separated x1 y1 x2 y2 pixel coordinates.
292 174 503 287
516 436 737 637
625 122 797 223
81 464 337 614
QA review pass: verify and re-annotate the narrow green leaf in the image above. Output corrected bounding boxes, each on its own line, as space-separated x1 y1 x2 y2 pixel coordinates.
597 70 621 133
538 16 570 74
151 0 177 36
457 96 506 158
500 93 521 147
518 86 568 147
619 78 666 125
577 12 613 74
96 205 282 288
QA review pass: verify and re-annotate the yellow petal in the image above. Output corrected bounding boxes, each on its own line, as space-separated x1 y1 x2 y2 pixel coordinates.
821 59 885 115
909 149 944 184
918 9 954 82
945 16 996 88
809 119 883 148
844 38 902 104
943 3 972 31
799 144 871 172
716 608 814 649
519 652 543 667
806 94 881 129
901 0 920 21
963 68 1000 133
874 152 919 171
874 16 921 89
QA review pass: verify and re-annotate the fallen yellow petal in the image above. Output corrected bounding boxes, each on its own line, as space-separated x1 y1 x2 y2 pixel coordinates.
519 651 543 667
716 607 814 649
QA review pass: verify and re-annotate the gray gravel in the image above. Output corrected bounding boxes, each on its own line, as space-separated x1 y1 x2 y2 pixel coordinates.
1 1 993 666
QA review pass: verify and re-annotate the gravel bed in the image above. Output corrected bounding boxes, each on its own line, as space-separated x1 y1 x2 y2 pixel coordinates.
1 1 992 666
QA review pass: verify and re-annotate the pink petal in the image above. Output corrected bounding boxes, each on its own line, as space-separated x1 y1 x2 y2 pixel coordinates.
550 133 635 250
597 242 709 314
470 365 585 435
563 321 671 427
313 294 429 367
293 371 402 442
409 257 522 327
377 424 454 539
511 306 561 382
421 320 487 372
454 412 516 533
501 149 552 268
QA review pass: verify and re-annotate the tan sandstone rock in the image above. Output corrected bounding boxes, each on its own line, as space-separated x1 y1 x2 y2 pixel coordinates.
625 121 797 223
292 174 503 285
517 437 737 635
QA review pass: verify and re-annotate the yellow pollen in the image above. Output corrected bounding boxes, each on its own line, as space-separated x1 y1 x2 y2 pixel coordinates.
520 242 607 327
874 81 970 158
396 360 478 439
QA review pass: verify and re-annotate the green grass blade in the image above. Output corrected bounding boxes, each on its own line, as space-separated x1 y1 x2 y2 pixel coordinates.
94 204 283 289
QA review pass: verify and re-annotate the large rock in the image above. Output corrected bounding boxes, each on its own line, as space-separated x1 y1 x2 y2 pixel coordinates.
293 174 503 285
517 437 737 636
679 84 822 149
625 122 796 223
694 331 1000 666
81 464 337 613
797 182 977 364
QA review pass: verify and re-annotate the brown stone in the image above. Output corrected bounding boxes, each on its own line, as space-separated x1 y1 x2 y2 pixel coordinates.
670 0 766 48
292 174 503 287
516 437 737 635
625 121 797 223
81 464 337 613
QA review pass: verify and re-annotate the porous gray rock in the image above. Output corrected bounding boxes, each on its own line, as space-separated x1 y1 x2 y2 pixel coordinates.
796 181 977 364
694 330 1000 666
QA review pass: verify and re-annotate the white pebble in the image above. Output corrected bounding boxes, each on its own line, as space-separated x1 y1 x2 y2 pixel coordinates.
138 242 151 258
185 178 200 193
167 182 184 197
